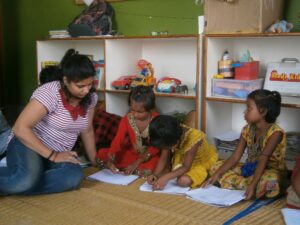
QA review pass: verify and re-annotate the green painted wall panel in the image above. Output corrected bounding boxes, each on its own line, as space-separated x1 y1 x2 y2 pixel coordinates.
2 0 202 105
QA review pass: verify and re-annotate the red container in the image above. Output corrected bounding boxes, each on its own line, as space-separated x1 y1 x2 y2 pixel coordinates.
234 61 259 80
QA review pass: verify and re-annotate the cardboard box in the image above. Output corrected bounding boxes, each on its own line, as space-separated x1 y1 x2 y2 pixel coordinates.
204 0 284 33
234 61 259 80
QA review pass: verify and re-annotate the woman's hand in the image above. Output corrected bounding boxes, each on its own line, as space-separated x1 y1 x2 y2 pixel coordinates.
147 174 158 185
201 173 220 188
53 151 80 164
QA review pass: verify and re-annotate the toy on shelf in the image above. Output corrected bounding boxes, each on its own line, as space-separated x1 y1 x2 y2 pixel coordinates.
175 85 188 94
156 77 182 93
266 20 293 33
111 75 136 90
131 59 156 88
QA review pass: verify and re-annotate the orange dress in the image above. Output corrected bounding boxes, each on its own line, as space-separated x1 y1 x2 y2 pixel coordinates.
96 111 160 176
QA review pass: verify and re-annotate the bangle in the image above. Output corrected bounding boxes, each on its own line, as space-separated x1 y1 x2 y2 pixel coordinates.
143 152 151 162
47 151 55 160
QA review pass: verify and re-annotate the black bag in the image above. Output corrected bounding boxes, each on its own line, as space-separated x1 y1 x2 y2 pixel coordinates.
68 0 114 37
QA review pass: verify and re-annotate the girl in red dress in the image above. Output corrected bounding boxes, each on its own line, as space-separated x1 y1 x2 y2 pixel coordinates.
96 85 160 177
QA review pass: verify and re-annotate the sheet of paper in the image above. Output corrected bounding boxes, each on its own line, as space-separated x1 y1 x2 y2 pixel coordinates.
139 179 190 195
0 157 6 167
186 185 245 207
87 169 139 186
281 208 300 225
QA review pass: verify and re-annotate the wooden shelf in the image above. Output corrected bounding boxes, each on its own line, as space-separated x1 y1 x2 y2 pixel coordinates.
206 96 300 108
205 32 300 38
105 89 196 99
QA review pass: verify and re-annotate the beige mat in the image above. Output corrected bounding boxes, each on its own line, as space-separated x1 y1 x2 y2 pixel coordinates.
0 167 286 225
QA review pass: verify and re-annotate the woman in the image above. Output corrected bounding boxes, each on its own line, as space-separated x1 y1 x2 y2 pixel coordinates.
0 49 98 195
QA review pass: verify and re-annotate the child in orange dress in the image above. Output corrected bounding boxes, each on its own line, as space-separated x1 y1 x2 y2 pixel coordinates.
203 89 286 200
96 86 160 177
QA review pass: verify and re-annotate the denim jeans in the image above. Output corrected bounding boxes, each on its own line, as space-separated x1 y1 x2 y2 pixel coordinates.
0 137 84 195
0 110 11 155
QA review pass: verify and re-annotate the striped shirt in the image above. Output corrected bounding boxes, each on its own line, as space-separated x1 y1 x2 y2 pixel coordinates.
29 81 97 152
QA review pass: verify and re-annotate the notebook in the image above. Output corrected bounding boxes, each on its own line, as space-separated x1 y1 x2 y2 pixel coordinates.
87 169 139 185
186 185 245 207
139 179 190 195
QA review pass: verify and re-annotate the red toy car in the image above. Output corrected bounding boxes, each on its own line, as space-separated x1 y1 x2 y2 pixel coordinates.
111 75 136 90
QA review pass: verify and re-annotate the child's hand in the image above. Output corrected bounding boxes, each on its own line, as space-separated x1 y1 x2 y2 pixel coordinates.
107 161 120 173
152 177 168 191
201 174 219 188
124 160 140 175
245 183 256 200
147 174 157 185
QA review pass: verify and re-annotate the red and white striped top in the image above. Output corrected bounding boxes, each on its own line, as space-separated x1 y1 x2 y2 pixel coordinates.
30 81 97 152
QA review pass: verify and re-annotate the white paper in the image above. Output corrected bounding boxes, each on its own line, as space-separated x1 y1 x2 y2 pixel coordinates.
281 208 300 225
87 169 139 186
0 157 7 167
186 185 245 207
139 179 190 195
214 130 240 142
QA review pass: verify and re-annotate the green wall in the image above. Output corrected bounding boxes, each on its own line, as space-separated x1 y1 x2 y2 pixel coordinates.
1 0 202 106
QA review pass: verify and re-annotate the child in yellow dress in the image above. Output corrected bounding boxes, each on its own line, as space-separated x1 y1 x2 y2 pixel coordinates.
147 115 218 190
203 89 286 200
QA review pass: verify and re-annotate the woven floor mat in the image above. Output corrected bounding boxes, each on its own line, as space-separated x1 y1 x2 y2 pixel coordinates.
0 167 286 225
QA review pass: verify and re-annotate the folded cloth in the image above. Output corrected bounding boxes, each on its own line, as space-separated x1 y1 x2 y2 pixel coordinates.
241 161 257 177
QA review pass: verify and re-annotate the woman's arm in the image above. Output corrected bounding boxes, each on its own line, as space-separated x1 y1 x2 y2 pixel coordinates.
245 131 283 199
202 134 246 187
80 108 97 166
13 99 79 164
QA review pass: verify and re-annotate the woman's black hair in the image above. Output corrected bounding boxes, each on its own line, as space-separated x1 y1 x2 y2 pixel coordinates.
60 49 96 108
128 85 155 111
247 89 281 123
149 115 183 149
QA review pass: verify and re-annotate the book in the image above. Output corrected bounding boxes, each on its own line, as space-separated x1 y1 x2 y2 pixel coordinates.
139 179 190 195
87 169 139 185
281 208 300 225
41 61 59 69
93 60 105 90
186 185 245 207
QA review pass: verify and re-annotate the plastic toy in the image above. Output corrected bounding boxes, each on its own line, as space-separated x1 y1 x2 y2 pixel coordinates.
131 59 156 88
266 20 293 33
156 77 181 93
175 85 188 94
111 75 136 90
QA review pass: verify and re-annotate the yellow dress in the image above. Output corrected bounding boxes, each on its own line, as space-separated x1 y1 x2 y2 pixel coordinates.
210 123 286 198
172 125 218 188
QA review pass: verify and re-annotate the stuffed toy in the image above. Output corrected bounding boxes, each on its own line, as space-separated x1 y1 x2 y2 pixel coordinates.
267 20 293 33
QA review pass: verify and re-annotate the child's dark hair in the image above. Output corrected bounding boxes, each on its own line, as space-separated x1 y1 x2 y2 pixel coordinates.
149 115 183 149
39 65 61 85
248 89 281 123
60 49 96 108
128 85 155 111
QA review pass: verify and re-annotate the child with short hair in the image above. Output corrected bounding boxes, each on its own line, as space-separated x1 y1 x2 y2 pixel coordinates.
96 85 160 177
203 89 286 200
147 115 218 190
